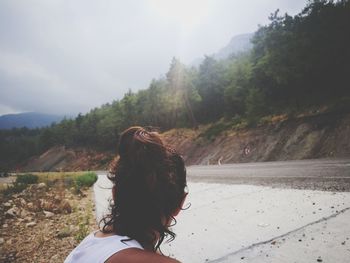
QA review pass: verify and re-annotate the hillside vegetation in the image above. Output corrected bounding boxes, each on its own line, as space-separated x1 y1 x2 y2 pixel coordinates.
1 0 350 172
17 110 350 172
0 112 66 129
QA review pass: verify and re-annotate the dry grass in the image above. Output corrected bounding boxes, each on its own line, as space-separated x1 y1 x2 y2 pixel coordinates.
259 114 289 125
32 171 89 183
0 172 93 194
0 184 7 191
0 176 16 191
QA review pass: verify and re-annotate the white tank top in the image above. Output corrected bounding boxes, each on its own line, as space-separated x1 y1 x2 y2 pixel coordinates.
64 231 144 263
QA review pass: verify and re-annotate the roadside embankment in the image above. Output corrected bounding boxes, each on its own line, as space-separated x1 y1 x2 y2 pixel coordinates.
19 111 350 171
163 112 350 165
22 147 113 172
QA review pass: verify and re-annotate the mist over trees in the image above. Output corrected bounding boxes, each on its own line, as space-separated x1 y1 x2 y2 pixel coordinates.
1 0 349 171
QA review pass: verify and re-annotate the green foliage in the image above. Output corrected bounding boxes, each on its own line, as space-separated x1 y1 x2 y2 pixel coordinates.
16 174 39 184
224 54 252 117
200 121 230 141
250 0 350 110
75 214 91 242
195 56 227 123
245 88 270 126
0 128 42 173
328 96 350 113
200 116 247 140
74 201 93 242
2 174 39 196
3 182 28 196
57 226 72 239
74 172 98 192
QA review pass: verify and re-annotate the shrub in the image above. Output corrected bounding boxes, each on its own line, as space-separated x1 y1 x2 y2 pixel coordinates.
74 172 98 192
75 214 91 242
200 120 233 141
3 182 28 196
75 172 97 187
63 177 74 188
2 174 39 196
16 174 38 184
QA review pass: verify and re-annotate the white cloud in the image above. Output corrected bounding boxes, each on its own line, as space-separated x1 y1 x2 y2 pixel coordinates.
0 0 308 116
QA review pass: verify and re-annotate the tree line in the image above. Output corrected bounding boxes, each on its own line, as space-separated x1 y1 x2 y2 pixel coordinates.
1 0 349 171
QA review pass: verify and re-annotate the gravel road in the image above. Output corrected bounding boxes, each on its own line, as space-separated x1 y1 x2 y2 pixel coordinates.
187 158 350 191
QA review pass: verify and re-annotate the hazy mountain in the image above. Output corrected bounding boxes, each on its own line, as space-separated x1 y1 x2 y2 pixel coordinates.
214 33 253 60
0 112 67 129
191 33 254 67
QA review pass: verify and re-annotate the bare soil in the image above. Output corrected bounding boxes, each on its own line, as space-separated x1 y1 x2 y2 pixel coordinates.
163 112 350 165
22 147 113 172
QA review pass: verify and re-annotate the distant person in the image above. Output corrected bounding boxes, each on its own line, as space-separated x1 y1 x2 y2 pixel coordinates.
65 126 188 263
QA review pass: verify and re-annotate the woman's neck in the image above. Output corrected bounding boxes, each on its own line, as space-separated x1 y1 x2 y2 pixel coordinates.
101 226 158 252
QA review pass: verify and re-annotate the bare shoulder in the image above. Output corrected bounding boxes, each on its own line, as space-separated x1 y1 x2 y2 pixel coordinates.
106 248 181 263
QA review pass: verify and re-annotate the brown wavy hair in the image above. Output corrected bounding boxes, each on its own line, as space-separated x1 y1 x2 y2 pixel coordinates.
100 126 187 252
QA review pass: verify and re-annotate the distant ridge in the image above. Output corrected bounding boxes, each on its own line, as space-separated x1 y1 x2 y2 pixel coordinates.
191 33 254 67
214 33 253 60
0 112 67 129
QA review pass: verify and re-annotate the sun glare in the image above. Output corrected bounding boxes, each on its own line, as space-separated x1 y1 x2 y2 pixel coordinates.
149 0 209 32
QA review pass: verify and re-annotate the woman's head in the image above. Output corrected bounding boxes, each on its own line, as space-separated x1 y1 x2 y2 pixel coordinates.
101 126 187 251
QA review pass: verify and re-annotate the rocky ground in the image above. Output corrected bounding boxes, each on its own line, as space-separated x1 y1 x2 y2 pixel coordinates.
0 182 97 263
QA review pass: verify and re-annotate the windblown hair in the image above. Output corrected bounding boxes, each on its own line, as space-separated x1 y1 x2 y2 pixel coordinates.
100 126 187 252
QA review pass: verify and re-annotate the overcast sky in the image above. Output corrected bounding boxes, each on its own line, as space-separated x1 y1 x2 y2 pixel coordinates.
0 0 307 116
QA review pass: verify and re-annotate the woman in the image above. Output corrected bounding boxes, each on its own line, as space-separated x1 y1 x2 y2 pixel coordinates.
65 126 188 263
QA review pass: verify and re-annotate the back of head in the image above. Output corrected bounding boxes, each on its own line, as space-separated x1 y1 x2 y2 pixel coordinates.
101 126 187 251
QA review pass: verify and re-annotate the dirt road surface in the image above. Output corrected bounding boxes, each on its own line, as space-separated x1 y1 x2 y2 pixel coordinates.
187 158 350 191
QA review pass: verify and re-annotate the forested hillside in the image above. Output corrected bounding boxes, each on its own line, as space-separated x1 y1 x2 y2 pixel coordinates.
0 112 66 129
1 0 349 172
